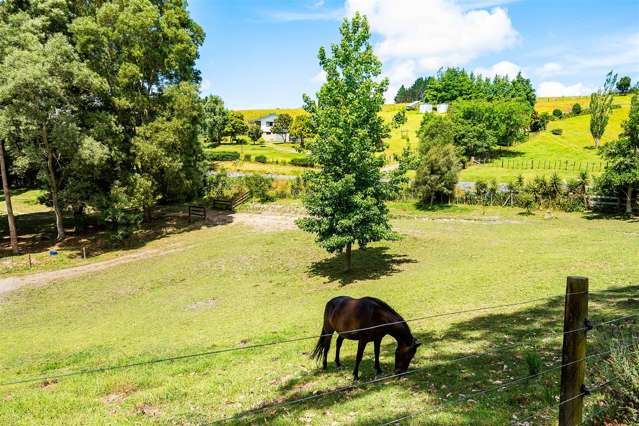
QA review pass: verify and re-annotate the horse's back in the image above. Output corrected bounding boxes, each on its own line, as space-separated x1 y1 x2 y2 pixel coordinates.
324 296 399 339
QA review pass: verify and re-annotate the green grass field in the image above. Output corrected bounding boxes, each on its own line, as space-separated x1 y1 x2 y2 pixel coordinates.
1 200 637 425
459 96 632 182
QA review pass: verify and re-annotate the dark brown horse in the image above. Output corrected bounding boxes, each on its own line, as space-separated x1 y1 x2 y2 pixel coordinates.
311 296 420 381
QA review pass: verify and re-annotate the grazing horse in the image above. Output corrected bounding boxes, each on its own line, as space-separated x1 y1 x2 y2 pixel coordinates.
311 296 421 381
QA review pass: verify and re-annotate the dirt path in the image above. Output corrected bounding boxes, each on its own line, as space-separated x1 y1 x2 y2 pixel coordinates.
0 245 185 296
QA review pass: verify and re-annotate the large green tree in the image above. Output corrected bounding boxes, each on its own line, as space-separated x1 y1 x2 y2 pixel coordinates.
289 114 313 148
0 33 107 240
202 95 227 145
599 94 639 214
297 13 394 272
617 76 631 95
271 113 292 143
590 72 617 148
414 144 461 205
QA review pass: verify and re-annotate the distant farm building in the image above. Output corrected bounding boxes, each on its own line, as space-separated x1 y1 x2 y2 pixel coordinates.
405 101 421 110
251 113 287 142
436 103 449 113
419 103 433 113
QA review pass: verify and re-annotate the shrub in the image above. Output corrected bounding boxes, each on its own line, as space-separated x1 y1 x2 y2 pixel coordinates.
525 351 542 376
243 154 252 161
530 111 550 132
208 151 240 161
236 135 251 145
517 192 535 214
552 108 563 118
572 103 582 115
255 155 267 163
242 174 273 202
586 338 639 425
290 157 315 167
551 128 563 135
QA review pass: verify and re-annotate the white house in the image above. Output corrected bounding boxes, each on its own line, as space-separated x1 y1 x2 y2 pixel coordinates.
419 103 433 113
436 103 449 113
251 113 287 142
405 100 421 110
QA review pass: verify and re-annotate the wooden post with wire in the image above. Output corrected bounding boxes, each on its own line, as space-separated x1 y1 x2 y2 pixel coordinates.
559 276 589 426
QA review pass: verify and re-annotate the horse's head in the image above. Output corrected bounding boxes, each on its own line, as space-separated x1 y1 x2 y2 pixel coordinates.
394 338 421 374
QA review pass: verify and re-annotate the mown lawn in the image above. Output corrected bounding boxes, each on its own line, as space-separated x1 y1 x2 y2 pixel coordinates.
1 201 637 425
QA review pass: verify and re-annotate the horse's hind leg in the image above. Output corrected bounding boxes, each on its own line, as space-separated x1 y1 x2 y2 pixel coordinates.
322 334 332 370
335 336 344 368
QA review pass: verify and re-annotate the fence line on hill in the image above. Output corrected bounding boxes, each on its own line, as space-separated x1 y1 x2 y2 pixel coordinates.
474 158 604 172
0 291 591 387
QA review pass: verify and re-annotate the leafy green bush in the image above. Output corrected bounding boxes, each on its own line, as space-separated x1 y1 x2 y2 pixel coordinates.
242 174 273 202
572 103 582 115
243 154 252 161
551 128 563 135
525 351 542 376
205 172 244 200
586 338 639 425
255 155 267 163
552 108 563 118
208 151 240 161
290 157 315 167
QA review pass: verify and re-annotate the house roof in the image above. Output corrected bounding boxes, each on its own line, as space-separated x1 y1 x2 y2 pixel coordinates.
252 113 278 122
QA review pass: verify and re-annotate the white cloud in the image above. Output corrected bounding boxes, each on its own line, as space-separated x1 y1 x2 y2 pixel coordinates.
311 70 327 84
536 62 563 77
345 0 519 100
266 9 342 22
200 79 212 96
537 81 593 97
474 60 521 78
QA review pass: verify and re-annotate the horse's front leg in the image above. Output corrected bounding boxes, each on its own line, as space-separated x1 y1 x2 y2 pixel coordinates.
353 340 367 381
374 338 382 375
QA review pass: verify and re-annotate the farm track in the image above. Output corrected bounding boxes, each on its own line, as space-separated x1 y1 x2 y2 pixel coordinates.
0 245 187 296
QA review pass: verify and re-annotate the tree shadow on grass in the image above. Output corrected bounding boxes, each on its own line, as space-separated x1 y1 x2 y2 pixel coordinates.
209 284 638 425
581 210 639 223
0 205 235 259
307 246 417 286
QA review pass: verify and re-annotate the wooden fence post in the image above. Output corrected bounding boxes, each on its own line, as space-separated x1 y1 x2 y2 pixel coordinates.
559 276 589 426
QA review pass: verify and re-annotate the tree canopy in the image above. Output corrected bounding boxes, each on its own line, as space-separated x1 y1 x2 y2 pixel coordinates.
395 68 536 107
297 13 395 271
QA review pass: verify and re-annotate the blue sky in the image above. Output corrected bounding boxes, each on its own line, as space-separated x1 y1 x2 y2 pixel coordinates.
189 0 639 109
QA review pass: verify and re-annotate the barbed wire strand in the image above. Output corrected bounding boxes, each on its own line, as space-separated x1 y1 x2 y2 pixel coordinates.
212 330 637 425
513 377 615 425
379 344 638 426
0 292 589 387
1 296 633 389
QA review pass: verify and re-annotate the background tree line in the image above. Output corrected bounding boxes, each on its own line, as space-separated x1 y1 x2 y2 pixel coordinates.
394 67 536 107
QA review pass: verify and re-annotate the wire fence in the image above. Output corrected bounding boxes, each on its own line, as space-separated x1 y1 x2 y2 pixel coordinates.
0 291 592 387
2 286 637 425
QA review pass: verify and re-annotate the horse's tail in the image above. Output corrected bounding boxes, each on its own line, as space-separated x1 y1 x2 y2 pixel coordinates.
310 306 333 362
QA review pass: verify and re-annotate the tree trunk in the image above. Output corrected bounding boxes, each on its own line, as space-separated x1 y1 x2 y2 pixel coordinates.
300 136 305 149
345 242 352 272
143 205 152 223
0 140 19 254
42 125 65 240
594 137 600 148
627 185 634 215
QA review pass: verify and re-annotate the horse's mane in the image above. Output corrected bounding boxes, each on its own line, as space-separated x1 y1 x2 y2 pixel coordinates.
365 297 405 322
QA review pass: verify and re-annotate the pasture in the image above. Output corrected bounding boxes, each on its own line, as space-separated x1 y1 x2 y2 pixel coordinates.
1 200 637 425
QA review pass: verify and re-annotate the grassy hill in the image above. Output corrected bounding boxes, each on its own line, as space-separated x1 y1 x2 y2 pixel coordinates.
221 96 633 181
